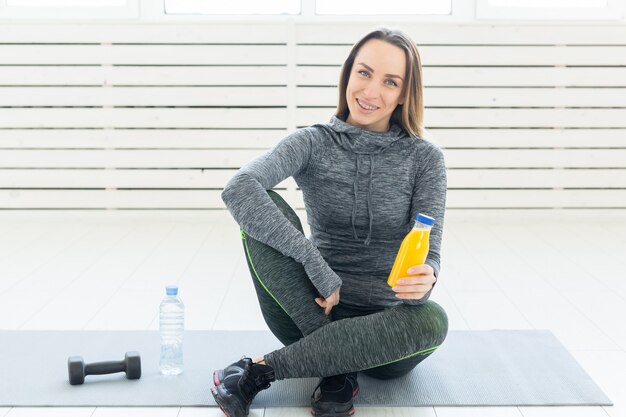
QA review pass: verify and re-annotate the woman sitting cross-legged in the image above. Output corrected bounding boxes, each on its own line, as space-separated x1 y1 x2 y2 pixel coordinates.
211 27 449 417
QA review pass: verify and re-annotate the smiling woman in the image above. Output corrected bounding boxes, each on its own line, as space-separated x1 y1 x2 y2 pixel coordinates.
337 30 425 137
211 28 448 417
344 40 406 132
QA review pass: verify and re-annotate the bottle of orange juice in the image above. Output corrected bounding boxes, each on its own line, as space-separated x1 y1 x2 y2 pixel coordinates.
387 213 435 287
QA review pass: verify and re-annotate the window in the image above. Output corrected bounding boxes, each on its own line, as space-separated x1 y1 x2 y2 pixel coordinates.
164 0 300 15
489 0 607 6
0 0 138 18
6 0 127 5
476 0 624 19
316 0 451 15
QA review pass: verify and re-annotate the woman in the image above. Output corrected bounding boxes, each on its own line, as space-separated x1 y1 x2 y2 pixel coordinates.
212 28 448 417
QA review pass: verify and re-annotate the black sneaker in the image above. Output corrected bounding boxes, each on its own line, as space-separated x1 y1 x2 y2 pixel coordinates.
211 357 275 417
311 372 359 417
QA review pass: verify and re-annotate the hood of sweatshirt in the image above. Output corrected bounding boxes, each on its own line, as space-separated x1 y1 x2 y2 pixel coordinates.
328 115 407 154
323 115 410 246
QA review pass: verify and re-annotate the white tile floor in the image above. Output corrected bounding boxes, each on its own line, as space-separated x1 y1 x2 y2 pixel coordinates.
1 209 625 417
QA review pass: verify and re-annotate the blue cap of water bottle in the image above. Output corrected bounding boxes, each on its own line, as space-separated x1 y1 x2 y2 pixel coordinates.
166 285 178 296
415 213 435 226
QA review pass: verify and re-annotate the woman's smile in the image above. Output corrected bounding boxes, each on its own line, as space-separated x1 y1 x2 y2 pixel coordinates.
356 98 379 112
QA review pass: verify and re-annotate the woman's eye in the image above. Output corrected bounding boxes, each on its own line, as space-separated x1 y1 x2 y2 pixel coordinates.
358 70 369 77
386 79 398 87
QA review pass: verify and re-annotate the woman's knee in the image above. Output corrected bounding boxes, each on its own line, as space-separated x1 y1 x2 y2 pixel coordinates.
386 301 449 363
363 301 449 380
240 189 307 291
406 300 449 345
266 190 303 234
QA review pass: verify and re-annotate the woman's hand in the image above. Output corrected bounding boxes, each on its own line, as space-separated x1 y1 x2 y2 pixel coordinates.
315 287 340 315
392 264 436 300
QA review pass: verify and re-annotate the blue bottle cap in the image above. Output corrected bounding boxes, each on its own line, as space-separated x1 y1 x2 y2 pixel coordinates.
166 285 178 296
415 213 435 226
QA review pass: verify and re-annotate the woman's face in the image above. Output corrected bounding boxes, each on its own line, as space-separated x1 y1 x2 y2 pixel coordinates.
345 39 406 133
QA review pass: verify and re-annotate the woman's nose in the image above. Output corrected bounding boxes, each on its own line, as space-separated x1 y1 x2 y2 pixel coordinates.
362 84 380 98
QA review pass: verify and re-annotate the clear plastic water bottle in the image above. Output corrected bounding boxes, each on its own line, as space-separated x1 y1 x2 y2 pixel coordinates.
159 285 184 375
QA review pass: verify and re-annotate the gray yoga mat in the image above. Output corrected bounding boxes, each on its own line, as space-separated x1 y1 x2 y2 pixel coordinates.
0 330 612 407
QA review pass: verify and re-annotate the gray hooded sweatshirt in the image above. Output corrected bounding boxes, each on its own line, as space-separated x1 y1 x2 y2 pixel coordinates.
221 115 447 308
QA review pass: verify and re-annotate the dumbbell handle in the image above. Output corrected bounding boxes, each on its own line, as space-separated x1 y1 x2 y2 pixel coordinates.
85 361 126 375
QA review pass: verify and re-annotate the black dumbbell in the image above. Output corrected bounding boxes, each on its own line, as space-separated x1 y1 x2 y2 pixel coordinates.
68 351 141 385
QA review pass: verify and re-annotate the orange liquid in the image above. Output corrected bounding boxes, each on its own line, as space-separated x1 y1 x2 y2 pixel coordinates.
387 228 430 287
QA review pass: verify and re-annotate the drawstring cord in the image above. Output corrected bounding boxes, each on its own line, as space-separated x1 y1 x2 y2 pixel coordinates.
351 154 376 246
364 154 375 246
351 157 360 240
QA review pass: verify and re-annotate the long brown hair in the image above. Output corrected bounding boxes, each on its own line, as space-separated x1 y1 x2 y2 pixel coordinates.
335 28 425 138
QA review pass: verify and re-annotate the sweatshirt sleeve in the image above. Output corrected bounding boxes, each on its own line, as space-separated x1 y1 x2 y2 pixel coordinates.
221 128 342 299
405 144 447 305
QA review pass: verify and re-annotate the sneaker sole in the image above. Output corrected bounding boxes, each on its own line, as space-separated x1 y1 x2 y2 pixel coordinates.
310 405 355 417
310 386 359 417
214 369 224 386
211 384 247 417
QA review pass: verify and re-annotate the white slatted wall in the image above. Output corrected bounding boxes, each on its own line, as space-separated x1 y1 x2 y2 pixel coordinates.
0 23 625 210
